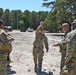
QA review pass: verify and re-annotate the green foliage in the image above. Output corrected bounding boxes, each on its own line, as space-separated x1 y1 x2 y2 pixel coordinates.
43 0 76 32
0 8 3 18
18 20 24 28
2 9 11 26
0 8 49 30
30 11 38 29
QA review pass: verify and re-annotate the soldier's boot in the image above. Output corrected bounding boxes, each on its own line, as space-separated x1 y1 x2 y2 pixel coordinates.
38 63 42 73
34 63 38 72
33 56 37 67
38 67 41 73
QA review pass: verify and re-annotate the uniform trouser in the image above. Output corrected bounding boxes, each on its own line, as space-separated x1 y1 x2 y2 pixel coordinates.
33 47 44 71
6 44 12 66
7 50 12 66
60 51 66 72
61 64 76 75
0 51 7 75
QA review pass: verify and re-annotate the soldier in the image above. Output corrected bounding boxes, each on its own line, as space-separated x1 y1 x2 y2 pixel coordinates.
4 26 14 67
53 23 69 74
61 20 76 75
0 20 9 75
33 27 49 73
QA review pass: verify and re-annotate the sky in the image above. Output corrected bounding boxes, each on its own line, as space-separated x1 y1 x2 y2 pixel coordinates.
0 0 54 12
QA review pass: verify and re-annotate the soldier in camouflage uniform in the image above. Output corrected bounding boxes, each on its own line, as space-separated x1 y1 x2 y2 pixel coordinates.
53 23 69 74
61 19 76 75
4 26 14 67
33 27 49 73
0 20 9 75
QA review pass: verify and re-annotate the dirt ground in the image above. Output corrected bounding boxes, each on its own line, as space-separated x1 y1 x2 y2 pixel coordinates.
7 30 62 75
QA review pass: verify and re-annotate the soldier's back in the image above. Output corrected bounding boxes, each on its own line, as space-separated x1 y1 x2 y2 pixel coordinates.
0 29 7 75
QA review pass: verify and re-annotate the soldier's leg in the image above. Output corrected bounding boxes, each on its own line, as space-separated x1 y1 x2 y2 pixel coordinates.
33 48 38 73
33 48 38 67
72 67 76 75
61 69 75 75
61 70 69 75
61 65 75 75
38 53 43 72
7 51 11 67
33 53 37 67
0 57 7 75
0 65 6 75
60 52 66 72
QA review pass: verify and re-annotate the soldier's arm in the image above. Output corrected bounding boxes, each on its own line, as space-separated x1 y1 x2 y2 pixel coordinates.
8 34 14 41
53 40 65 47
36 26 41 36
0 33 9 43
36 26 44 37
36 28 40 36
53 42 61 46
65 35 75 64
44 36 49 52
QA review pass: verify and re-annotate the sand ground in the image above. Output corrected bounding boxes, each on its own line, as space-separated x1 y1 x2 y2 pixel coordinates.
7 30 61 75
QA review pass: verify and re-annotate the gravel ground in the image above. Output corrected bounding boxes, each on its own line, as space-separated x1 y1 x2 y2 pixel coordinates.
7 30 61 75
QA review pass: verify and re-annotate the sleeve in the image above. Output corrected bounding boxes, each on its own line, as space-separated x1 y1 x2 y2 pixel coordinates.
59 36 66 45
57 36 66 46
44 36 49 49
59 38 67 52
36 26 41 37
7 34 12 40
59 43 66 52
65 34 76 64
0 33 9 43
58 41 63 46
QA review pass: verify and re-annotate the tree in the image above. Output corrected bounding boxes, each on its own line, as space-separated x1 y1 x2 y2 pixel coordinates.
2 9 11 26
0 8 49 30
0 8 3 18
42 0 76 32
18 20 24 28
30 11 38 29
23 10 31 28
11 10 22 29
38 11 48 21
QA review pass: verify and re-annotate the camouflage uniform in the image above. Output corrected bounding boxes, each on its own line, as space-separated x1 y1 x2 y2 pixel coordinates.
33 33 48 72
0 29 9 75
6 33 12 66
59 32 69 73
61 29 76 75
36 25 44 38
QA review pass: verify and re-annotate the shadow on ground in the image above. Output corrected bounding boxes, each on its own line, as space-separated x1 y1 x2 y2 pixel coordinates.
6 67 16 75
34 67 54 75
35 71 54 75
